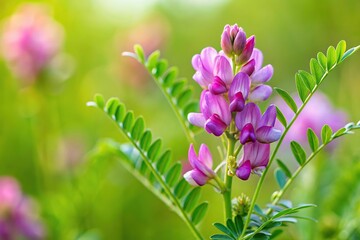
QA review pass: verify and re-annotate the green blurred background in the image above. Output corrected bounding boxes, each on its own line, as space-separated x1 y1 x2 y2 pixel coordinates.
1 0 360 239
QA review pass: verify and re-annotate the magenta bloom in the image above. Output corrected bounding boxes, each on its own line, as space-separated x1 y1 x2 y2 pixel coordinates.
275 92 347 147
188 90 231 136
236 142 270 180
0 177 43 240
0 4 63 84
228 72 251 112
235 103 281 144
184 144 215 186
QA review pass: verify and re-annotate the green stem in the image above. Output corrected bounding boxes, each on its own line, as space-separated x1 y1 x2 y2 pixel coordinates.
223 137 236 221
241 70 331 238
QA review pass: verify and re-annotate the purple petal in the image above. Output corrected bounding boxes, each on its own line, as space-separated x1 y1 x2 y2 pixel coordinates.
184 169 208 186
249 85 273 102
193 71 207 89
229 72 251 101
213 55 233 85
230 92 245 112
251 64 274 84
233 29 246 55
259 104 277 127
188 113 205 127
236 160 252 180
188 144 198 169
205 114 228 136
221 30 232 56
256 126 282 143
235 102 261 131
243 142 270 168
209 76 227 95
237 35 255 64
199 144 213 169
240 59 255 76
240 123 256 144
204 92 231 125
191 54 201 71
250 48 263 72
200 47 218 72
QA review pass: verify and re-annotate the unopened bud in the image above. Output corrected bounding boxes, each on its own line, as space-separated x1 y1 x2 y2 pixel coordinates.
236 35 255 65
232 193 251 217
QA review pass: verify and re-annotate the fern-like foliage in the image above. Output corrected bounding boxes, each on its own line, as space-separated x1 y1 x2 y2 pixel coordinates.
87 95 206 239
123 45 199 143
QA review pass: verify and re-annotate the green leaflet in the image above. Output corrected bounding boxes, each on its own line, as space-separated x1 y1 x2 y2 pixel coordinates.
274 87 298 113
290 141 306 165
307 128 319 152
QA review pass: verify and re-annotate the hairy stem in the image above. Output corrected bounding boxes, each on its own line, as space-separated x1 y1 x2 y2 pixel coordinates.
223 136 236 221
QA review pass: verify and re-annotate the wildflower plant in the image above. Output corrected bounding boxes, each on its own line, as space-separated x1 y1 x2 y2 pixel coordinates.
87 24 360 239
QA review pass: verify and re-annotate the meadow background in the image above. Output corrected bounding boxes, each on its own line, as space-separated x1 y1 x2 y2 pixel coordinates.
1 0 360 239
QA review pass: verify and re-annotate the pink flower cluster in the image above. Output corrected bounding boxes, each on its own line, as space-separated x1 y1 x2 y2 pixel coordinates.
0 4 63 84
0 177 44 240
185 24 281 184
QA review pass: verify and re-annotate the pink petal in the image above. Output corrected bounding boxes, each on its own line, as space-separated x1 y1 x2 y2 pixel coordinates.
184 169 208 186
256 126 282 143
243 142 270 168
240 59 255 76
229 92 245 112
251 64 274 84
213 55 233 85
188 113 205 127
236 160 252 180
205 114 228 136
259 104 277 127
199 144 213 169
249 85 273 102
229 72 251 101
235 102 261 131
188 144 198 169
209 76 227 95
250 48 263 72
240 123 256 144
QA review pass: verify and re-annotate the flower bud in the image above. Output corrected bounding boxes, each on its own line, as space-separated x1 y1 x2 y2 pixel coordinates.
221 24 246 57
236 35 255 65
232 193 251 217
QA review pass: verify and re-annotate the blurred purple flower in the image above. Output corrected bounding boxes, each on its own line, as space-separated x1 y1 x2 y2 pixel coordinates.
236 142 270 180
188 90 231 136
0 177 44 240
1 4 63 84
275 92 347 147
235 103 281 144
184 144 215 186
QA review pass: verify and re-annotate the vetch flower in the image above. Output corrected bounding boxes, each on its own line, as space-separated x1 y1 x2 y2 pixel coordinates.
236 142 270 180
0 4 63 84
184 144 215 186
188 90 231 136
235 103 281 144
0 177 44 240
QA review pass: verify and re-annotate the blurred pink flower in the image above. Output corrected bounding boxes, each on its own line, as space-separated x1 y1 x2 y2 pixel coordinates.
0 177 44 240
275 92 347 147
1 4 63 84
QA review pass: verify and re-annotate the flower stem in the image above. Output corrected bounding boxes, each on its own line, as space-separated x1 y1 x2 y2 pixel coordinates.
223 136 236 221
